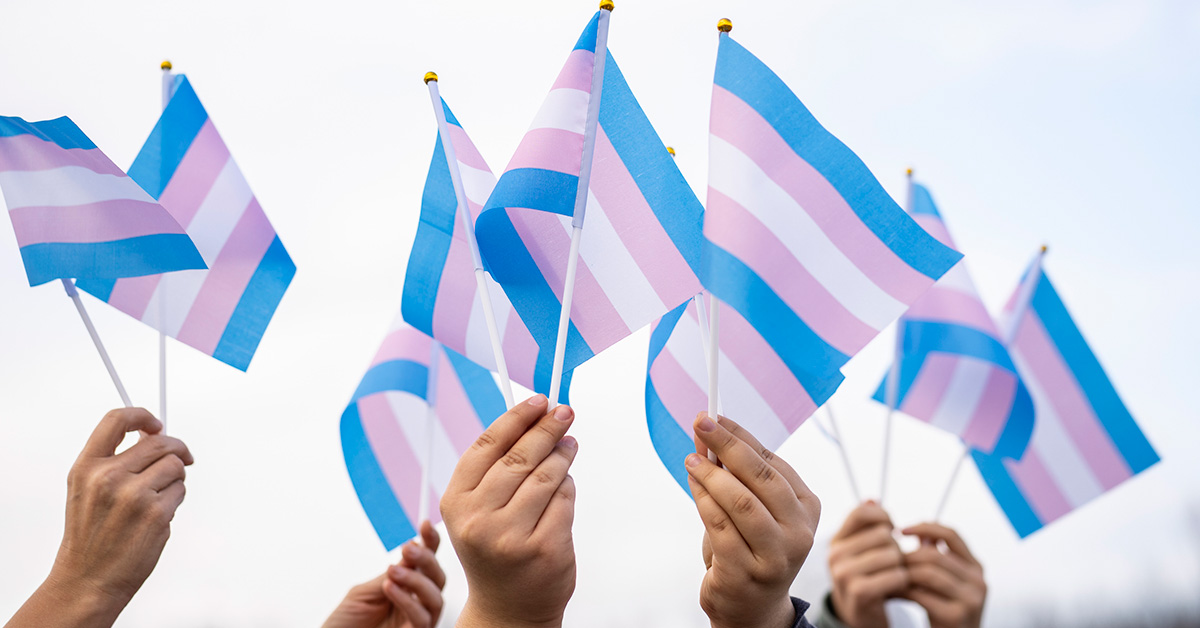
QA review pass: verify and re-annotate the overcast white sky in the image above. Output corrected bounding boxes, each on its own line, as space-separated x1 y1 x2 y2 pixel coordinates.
2 1 1199 626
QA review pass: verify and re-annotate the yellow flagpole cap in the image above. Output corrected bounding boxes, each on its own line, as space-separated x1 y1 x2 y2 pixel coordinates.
717 18 733 33
906 167 914 176
161 60 173 71
1041 244 1049 254
424 71 439 84
600 0 614 11
666 146 676 156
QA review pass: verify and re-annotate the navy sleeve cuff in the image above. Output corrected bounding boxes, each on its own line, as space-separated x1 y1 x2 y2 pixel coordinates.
790 596 815 628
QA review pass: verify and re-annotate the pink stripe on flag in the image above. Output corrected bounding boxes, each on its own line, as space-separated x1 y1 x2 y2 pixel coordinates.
709 86 934 303
157 120 229 228
904 286 1000 335
715 302 816 434
447 124 492 174
0 135 125 176
174 199 275 355
552 49 595 92
373 329 434 367
9 200 186 246
503 127 585 176
960 368 1017 451
434 353 487 454
105 275 160 319
650 348 707 436
912 215 956 249
1014 313 1133 489
706 187 878 354
1006 448 1073 524
357 394 422 521
502 312 540 388
589 126 700 309
899 352 959 420
431 237 477 354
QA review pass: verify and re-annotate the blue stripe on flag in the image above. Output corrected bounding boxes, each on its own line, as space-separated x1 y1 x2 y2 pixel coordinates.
706 244 846 402
75 277 117 303
910 184 941 217
401 137 457 336
128 76 209 200
649 300 689 364
483 168 579 223
1030 274 1160 472
993 382 1036 459
874 321 1018 403
441 99 461 127
0 116 97 150
646 382 695 496
573 12 601 51
443 347 507 429
340 402 417 550
712 36 961 281
599 54 705 275
19 234 207 286
211 236 295 371
971 450 1043 538
351 360 429 403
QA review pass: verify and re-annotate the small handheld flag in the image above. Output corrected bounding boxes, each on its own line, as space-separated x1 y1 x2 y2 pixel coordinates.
340 319 507 550
0 116 205 285
972 261 1159 538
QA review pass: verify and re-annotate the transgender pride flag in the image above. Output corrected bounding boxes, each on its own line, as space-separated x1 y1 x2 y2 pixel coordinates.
872 183 1034 458
341 318 506 550
402 97 570 398
77 76 295 371
972 265 1159 538
475 11 704 376
0 116 204 286
703 31 962 410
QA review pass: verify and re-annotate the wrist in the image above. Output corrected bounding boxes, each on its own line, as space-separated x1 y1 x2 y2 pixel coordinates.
457 598 564 628
6 570 129 628
708 595 796 628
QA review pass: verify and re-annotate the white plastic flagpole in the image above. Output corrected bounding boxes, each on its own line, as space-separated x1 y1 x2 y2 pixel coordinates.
930 245 1047 520
418 342 441 526
425 72 515 408
879 168 913 506
547 1 613 407
159 60 175 428
61 279 132 408
825 405 863 503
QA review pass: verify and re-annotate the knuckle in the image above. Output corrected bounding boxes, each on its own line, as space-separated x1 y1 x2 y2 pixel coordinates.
751 460 775 485
530 469 557 486
758 447 776 462
500 449 530 470
731 493 757 516
707 512 732 534
471 431 497 451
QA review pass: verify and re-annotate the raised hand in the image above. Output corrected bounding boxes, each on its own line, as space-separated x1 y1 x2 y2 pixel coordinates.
826 502 909 628
323 521 447 628
898 524 985 628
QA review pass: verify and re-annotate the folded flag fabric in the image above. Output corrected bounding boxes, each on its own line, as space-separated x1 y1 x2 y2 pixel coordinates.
76 76 295 371
402 97 571 399
972 265 1160 538
0 115 205 286
475 11 705 376
340 318 506 550
703 31 963 412
646 293 836 493
872 183 1034 458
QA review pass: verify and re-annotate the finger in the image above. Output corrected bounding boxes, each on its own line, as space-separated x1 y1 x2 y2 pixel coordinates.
713 414 812 500
687 473 750 560
834 501 894 541
117 434 194 472
139 453 187 492
904 545 975 583
446 394 550 493
847 566 910 603
906 563 961 599
474 405 574 509
685 455 775 557
418 519 440 554
533 474 576 539
507 436 578 528
829 523 896 563
400 539 447 591
154 479 187 522
692 414 804 522
897 586 959 619
902 523 978 564
80 408 162 460
387 565 443 623
382 579 432 628
835 544 905 582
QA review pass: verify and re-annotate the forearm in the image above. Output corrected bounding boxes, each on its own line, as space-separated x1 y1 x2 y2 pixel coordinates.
455 599 563 628
708 596 798 628
5 572 127 628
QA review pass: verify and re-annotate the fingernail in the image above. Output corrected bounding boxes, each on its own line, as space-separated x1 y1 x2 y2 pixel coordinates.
528 394 547 406
696 416 716 433
560 436 578 450
685 453 702 468
554 405 573 421
390 565 409 577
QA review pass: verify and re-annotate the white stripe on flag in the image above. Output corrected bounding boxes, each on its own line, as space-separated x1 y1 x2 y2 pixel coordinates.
143 268 207 337
456 162 496 209
708 135 908 331
386 391 458 498
933 263 976 298
464 290 496 370
0 166 153 208
927 356 992 437
527 89 590 134
576 189 668 330
187 157 254 265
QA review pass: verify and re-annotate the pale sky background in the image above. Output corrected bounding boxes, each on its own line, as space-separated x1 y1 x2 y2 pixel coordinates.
2 1 1199 626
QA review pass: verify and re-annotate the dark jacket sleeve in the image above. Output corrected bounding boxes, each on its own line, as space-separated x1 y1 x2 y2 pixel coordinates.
791 596 817 628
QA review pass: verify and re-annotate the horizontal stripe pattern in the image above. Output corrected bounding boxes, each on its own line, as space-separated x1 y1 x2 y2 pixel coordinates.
400 97 572 401
972 268 1160 538
75 77 292 371
646 293 829 495
340 322 506 550
0 115 204 286
705 36 961 407
872 183 1033 457
475 13 704 378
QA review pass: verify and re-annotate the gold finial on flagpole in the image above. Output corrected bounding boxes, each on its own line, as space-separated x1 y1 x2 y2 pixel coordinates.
666 146 676 157
717 18 733 33
600 0 614 11
906 167 913 177
1041 244 1049 254
161 60 173 71
424 71 439 84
